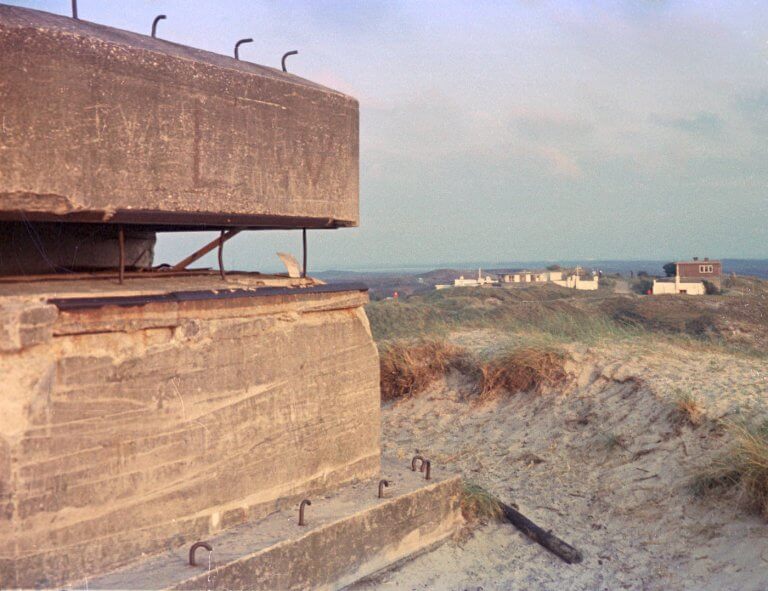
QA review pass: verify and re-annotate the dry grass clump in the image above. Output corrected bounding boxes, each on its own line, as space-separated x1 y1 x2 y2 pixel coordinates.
597 431 629 453
478 347 568 400
461 481 503 523
379 339 472 402
728 421 768 517
691 419 768 518
671 390 706 427
379 341 568 404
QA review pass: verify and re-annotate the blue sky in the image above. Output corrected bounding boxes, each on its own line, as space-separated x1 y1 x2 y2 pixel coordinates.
6 1 768 270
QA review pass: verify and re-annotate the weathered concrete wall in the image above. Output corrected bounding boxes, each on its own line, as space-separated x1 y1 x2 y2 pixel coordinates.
0 6 359 229
84 463 463 591
0 222 155 275
0 287 380 588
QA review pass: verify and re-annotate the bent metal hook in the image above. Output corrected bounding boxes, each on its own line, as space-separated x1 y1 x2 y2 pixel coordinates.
281 50 298 72
189 541 212 566
234 38 253 60
298 499 312 526
151 15 167 38
378 479 390 499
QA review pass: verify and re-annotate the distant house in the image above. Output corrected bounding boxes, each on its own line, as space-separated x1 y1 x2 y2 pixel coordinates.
435 268 498 290
651 258 720 295
499 270 562 284
553 272 599 291
552 266 599 290
676 258 722 287
499 266 598 290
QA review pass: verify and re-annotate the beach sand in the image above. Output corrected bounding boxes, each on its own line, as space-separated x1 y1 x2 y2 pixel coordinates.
353 331 768 590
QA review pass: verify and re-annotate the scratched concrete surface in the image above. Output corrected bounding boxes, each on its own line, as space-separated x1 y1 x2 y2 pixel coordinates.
0 283 379 588
0 5 359 229
79 460 462 591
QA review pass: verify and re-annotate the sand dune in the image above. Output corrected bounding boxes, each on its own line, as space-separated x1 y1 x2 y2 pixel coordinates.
355 330 768 590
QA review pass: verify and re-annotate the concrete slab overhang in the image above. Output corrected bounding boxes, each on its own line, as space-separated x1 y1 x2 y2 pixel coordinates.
0 5 359 230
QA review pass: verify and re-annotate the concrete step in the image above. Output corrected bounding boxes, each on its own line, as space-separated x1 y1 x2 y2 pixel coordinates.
75 459 462 590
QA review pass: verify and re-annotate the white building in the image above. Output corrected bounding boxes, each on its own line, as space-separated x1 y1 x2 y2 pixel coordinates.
499 267 598 290
435 268 499 290
552 273 599 291
499 270 563 284
651 277 706 295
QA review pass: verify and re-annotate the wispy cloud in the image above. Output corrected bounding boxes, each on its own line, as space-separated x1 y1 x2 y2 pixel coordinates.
650 112 723 136
535 146 583 179
6 0 766 264
735 88 768 135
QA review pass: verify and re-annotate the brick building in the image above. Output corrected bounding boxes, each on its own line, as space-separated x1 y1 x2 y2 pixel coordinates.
676 258 723 287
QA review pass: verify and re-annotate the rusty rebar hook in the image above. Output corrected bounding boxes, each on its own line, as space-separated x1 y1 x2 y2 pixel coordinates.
234 38 253 60
378 479 390 499
411 454 424 471
118 226 125 284
281 50 298 72
151 15 166 38
189 541 213 566
423 460 431 480
298 499 311 526
218 230 226 280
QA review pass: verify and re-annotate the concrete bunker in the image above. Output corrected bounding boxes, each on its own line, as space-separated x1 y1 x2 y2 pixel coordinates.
0 5 461 589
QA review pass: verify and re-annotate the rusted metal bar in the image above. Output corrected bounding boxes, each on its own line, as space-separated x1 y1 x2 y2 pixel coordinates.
189 541 213 566
218 230 226 280
302 228 307 278
0 269 227 284
71 0 78 19
411 455 424 471
170 229 242 271
151 15 166 38
378 479 390 499
234 38 253 60
49 282 370 311
423 460 431 480
118 226 125 284
282 50 298 72
298 499 311 526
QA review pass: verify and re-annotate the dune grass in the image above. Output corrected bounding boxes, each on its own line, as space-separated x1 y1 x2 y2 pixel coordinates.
379 339 473 402
379 338 570 404
477 347 569 401
691 418 768 518
367 287 767 360
461 481 504 523
671 390 706 427
367 289 643 344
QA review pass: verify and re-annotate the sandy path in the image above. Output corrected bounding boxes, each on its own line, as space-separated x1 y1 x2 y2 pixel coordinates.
353 333 768 590
613 279 631 294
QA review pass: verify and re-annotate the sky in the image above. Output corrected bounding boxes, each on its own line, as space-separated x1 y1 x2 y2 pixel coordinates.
7 1 768 270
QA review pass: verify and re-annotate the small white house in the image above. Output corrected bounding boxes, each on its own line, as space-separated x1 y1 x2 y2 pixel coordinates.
436 268 498 290
652 277 705 295
499 267 596 290
553 274 599 291
500 270 562 284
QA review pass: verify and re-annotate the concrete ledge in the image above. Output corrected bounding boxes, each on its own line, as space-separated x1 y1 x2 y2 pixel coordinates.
83 460 463 591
